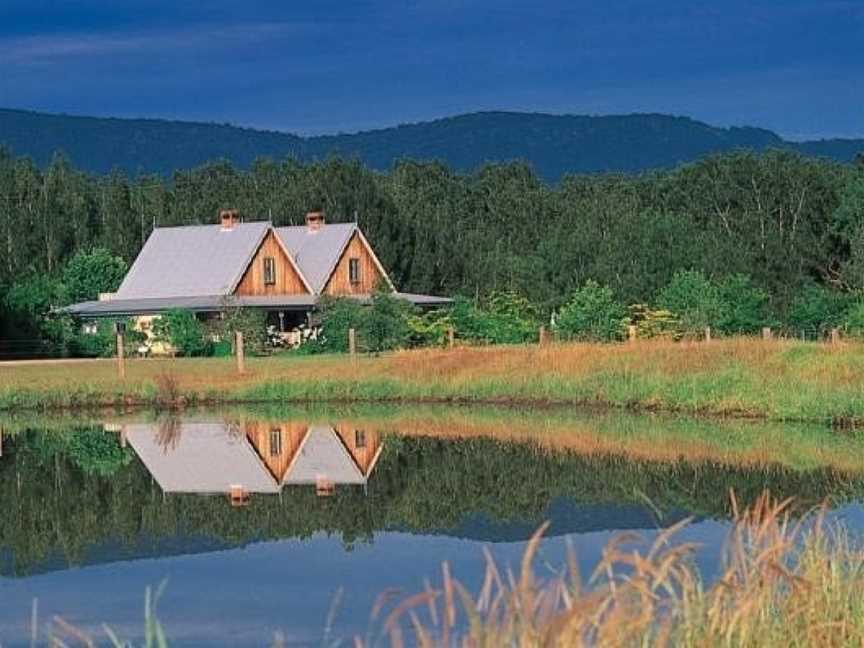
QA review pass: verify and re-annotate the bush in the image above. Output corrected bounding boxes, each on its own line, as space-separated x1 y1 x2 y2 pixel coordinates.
315 297 366 353
363 290 414 353
786 285 852 338
219 306 268 355
657 270 726 336
72 318 144 357
716 274 773 335
153 309 212 357
628 304 680 339
556 281 628 342
843 299 864 338
449 291 539 344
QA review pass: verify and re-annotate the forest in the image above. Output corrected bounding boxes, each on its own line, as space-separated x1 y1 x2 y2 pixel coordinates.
1 146 863 352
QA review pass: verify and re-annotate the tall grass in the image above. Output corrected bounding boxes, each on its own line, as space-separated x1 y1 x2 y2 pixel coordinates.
2 338 864 423
366 492 864 647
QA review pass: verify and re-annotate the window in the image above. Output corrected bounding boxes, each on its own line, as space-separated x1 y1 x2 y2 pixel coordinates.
348 257 361 284
263 257 276 285
354 429 366 449
269 428 282 456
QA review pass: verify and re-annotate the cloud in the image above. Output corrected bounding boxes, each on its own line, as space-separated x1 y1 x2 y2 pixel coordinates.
0 21 314 66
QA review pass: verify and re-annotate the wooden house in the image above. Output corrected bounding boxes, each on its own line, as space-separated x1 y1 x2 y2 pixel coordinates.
64 209 449 338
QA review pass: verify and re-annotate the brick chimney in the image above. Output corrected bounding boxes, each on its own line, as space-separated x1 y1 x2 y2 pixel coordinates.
219 209 241 230
305 210 325 231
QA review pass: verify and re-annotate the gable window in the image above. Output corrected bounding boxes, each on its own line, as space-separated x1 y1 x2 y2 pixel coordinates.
263 257 276 285
348 258 361 284
269 428 282 456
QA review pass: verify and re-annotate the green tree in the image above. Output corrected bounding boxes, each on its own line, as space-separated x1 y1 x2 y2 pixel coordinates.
657 270 726 335
787 285 852 338
62 248 128 302
556 281 628 342
361 289 414 353
315 297 365 353
715 274 772 335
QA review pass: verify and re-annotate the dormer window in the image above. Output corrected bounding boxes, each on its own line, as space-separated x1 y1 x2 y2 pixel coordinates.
263 257 276 285
348 258 361 284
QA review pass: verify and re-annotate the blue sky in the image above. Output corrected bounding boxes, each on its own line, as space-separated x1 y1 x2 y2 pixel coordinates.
0 0 861 139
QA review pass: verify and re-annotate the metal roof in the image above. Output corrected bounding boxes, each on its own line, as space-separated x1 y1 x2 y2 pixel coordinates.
116 222 270 299
283 425 367 485
61 294 317 317
275 223 357 294
124 422 281 494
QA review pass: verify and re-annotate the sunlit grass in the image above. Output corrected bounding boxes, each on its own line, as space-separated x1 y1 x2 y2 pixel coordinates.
2 338 864 423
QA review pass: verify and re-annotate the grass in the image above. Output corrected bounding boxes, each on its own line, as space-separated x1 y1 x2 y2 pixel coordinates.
2 338 864 423
37 493 864 647
366 493 864 647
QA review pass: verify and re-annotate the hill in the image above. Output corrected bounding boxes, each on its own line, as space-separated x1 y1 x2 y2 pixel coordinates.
0 108 861 181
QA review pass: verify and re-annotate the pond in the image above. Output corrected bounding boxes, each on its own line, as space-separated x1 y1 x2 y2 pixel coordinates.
1 406 863 645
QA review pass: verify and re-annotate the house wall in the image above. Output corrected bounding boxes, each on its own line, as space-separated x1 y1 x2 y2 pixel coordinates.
245 422 309 482
324 232 387 296
235 231 309 296
334 423 383 476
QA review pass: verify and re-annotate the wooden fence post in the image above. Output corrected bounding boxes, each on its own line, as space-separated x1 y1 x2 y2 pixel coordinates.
348 328 357 356
830 328 840 345
116 332 126 379
628 325 637 343
761 327 772 341
235 331 245 374
538 326 547 346
704 326 712 342
447 327 455 349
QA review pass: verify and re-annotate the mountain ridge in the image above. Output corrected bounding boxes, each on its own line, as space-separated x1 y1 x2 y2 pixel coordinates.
0 107 860 181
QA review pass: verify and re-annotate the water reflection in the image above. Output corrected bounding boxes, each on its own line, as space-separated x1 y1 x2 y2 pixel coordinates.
119 420 383 499
1 408 864 644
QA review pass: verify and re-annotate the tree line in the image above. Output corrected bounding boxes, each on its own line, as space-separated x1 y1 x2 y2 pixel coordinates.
1 146 863 346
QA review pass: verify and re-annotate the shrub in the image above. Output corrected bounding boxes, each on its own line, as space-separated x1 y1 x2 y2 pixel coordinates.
843 299 864 338
628 304 680 339
362 289 414 353
72 318 144 357
657 270 727 336
716 274 773 335
315 297 365 353
153 309 212 357
406 309 452 347
219 306 268 355
449 291 539 344
556 281 628 342
787 285 852 338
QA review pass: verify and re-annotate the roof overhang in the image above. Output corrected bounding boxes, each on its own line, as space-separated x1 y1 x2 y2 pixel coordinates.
59 292 451 318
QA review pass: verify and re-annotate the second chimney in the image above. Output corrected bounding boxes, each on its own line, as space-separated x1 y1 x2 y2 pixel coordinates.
305 210 325 231
219 209 241 230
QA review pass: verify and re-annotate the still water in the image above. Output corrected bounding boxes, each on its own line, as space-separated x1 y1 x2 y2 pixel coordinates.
1 407 863 645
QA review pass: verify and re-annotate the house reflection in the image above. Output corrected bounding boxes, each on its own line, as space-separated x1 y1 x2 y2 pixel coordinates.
118 419 383 501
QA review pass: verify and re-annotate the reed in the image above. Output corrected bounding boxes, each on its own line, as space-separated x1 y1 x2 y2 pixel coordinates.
365 492 864 647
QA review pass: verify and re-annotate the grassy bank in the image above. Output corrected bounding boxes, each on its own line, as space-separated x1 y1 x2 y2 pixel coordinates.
1 338 863 423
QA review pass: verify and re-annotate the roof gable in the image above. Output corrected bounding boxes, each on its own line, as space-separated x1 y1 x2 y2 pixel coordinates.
116 222 270 299
283 425 366 485
275 223 359 294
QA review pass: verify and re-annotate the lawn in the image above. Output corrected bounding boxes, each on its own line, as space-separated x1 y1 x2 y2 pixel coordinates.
1 337 863 423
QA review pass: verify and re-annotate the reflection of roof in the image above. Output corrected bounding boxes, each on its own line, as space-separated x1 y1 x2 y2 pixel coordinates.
283 425 367 485
124 422 280 494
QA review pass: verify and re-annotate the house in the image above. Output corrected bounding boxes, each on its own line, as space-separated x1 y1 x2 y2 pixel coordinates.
65 209 449 340
118 417 384 497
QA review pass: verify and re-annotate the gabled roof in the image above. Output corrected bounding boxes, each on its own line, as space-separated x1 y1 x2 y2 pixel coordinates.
116 222 270 299
283 425 367 485
275 223 358 294
124 421 281 494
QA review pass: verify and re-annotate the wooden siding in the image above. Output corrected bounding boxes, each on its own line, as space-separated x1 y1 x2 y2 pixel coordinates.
246 422 308 482
334 423 383 476
324 232 386 296
235 231 309 296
